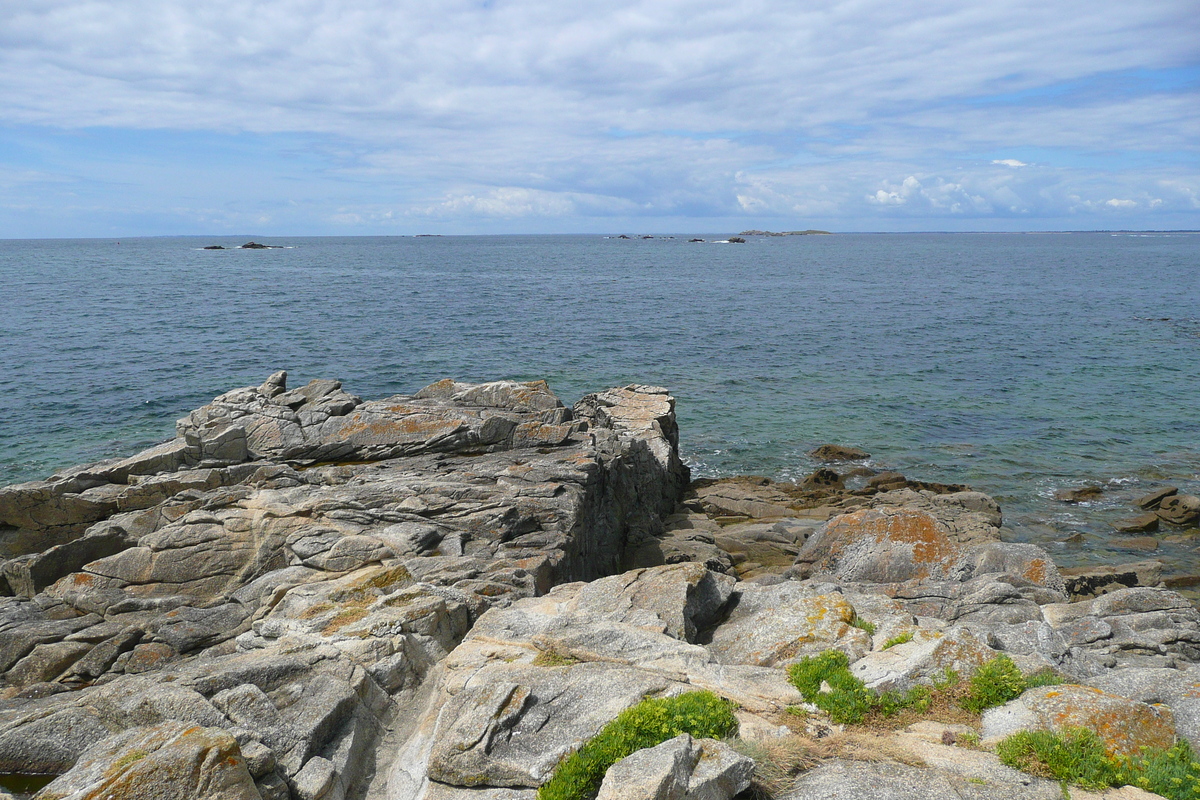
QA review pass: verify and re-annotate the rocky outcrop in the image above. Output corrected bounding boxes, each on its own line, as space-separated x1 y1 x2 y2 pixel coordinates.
1 374 1198 800
0 374 689 800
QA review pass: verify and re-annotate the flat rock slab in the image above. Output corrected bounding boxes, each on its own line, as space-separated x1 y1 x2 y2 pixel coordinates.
781 759 1061 800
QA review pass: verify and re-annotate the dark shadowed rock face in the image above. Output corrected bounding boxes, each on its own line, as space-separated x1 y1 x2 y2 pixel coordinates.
0 374 689 799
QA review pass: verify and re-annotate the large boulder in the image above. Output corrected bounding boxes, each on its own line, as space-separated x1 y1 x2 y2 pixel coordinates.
982 685 1177 756
1086 666 1200 752
1156 494 1200 525
33 721 261 800
707 582 870 667
425 664 674 788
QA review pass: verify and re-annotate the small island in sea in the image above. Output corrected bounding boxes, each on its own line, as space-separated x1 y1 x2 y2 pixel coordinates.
740 229 833 236
0 372 1197 800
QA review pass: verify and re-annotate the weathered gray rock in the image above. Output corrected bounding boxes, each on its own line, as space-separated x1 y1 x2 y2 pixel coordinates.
34 721 262 800
0 375 692 797
810 444 870 462
1112 514 1160 533
1055 485 1104 504
1060 560 1164 600
790 492 1056 593
4 373 1200 800
708 582 870 666
1086 665 1200 751
781 759 1061 800
1042 586 1200 670
850 625 996 692
1135 487 1178 510
426 664 674 788
595 734 753 800
982 684 1176 755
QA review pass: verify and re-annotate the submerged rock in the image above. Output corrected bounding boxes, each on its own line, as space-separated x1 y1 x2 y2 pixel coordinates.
1054 485 1105 503
1156 494 1200 525
809 444 870 462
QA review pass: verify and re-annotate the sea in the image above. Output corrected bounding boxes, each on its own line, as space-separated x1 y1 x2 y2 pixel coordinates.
1 232 1198 576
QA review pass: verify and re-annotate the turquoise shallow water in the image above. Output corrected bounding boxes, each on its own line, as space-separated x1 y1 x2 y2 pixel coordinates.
1 233 1198 571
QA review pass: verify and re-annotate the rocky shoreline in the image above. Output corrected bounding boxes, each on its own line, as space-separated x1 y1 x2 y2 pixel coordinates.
0 375 1196 800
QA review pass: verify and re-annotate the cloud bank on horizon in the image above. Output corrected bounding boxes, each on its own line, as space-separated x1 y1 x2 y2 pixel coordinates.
1 0 1197 235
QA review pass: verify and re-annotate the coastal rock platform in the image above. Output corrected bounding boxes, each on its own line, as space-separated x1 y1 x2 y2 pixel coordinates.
0 375 1195 800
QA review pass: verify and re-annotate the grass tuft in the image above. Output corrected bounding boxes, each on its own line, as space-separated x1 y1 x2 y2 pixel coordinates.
881 631 914 650
961 654 1052 713
532 647 579 667
997 728 1118 790
998 728 1200 800
733 732 924 799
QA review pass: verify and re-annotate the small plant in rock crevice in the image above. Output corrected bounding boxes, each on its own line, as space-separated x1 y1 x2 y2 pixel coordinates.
848 614 876 636
881 631 914 650
532 647 579 667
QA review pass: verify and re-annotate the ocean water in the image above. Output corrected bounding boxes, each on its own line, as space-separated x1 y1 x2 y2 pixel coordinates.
2 233 1198 573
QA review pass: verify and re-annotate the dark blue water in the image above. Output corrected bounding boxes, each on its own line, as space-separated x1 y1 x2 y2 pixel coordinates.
2 233 1198 570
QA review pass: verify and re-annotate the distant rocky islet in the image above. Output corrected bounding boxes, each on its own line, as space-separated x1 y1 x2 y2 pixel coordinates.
0 375 1198 800
203 242 285 250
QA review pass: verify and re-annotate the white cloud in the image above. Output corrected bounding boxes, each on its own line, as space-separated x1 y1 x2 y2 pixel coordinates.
1105 198 1137 208
0 0 1198 231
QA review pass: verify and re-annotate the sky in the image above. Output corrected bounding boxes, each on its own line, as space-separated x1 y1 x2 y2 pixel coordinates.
1 0 1198 236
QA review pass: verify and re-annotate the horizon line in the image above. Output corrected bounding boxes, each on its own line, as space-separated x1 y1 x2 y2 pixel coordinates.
4 229 1200 241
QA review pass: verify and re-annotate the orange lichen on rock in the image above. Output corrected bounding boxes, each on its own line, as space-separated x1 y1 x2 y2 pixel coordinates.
1022 558 1050 584
1022 685 1176 757
800 508 963 582
332 413 464 443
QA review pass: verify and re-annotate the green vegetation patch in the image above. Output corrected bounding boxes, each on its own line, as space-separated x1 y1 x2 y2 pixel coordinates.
961 655 1062 713
848 614 876 636
537 690 737 800
997 728 1119 790
787 651 876 724
881 631 913 650
787 651 1063 726
786 651 936 725
998 727 1200 799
